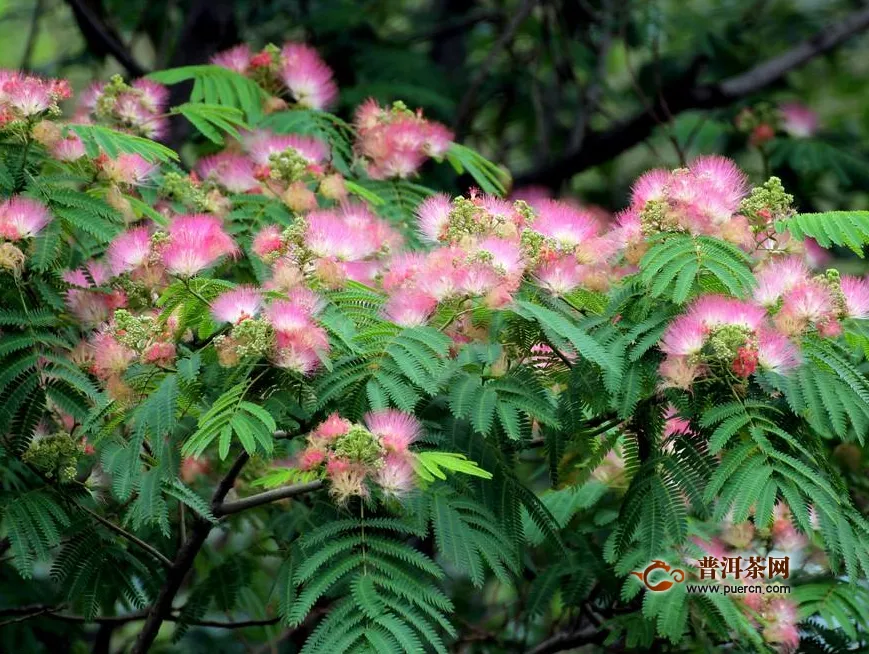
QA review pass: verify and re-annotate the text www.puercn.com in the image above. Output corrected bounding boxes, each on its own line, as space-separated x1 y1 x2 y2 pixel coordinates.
684 584 791 595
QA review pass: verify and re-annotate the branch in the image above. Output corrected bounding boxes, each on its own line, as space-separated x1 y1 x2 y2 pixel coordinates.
453 0 537 138
214 480 324 517
515 4 869 188
63 0 147 77
0 604 282 629
79 504 172 568
130 452 249 654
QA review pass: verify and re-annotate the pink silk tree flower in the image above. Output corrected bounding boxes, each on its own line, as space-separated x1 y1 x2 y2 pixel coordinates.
280 43 338 110
211 286 262 324
364 409 422 453
0 196 51 240
107 227 152 275
160 214 238 277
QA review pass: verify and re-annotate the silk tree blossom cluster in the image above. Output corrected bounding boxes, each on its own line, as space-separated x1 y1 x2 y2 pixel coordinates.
211 42 337 110
193 130 347 213
210 285 330 375
753 257 869 336
377 192 620 330
0 195 52 275
252 203 402 288
0 70 71 125
659 295 799 389
353 99 453 179
295 410 422 502
627 156 756 248
75 75 169 140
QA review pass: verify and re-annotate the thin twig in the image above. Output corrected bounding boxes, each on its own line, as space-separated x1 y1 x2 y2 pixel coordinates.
0 604 283 629
20 0 45 71
453 0 537 138
79 504 172 568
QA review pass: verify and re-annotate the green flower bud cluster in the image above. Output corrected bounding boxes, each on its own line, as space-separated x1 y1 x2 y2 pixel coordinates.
268 148 310 183
816 269 848 316
230 318 274 358
639 198 687 235
22 433 82 482
113 309 161 351
333 425 384 467
161 172 211 211
519 228 546 265
706 324 755 362
389 100 415 118
739 177 794 228
94 75 134 123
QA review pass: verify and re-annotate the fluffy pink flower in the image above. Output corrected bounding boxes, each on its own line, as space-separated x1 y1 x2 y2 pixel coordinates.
531 200 599 248
382 252 425 291
354 100 452 179
313 413 352 441
763 599 800 652
840 275 869 319
663 405 694 438
143 341 176 366
196 153 259 193
659 316 707 357
3 75 53 116
802 238 830 269
252 225 284 258
160 215 238 277
473 237 525 277
781 280 835 323
107 227 152 275
757 328 799 372
376 453 416 498
52 135 86 162
534 255 585 295
132 79 169 112
280 43 338 110
364 409 422 453
659 356 701 390
780 102 818 138
211 286 262 324
753 257 809 307
211 44 252 73
89 330 136 379
0 196 50 239
272 327 329 374
327 461 369 502
689 295 766 331
62 261 124 326
416 193 452 243
100 153 155 186
298 447 326 470
383 288 438 327
458 261 502 297
689 155 749 210
246 132 329 166
304 209 382 260
424 122 453 158
630 168 671 211
265 300 314 332
63 261 112 288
